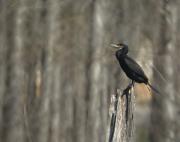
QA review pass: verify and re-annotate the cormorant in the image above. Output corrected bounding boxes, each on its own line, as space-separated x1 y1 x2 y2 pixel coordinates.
112 43 160 94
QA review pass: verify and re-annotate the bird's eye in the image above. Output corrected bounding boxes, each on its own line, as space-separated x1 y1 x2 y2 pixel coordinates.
117 43 123 46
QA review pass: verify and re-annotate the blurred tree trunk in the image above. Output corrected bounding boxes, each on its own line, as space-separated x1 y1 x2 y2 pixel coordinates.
150 0 178 141
173 0 180 141
0 0 6 139
40 1 94 142
0 0 26 142
87 0 123 141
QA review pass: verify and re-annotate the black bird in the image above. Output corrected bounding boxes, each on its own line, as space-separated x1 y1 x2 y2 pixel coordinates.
112 43 160 94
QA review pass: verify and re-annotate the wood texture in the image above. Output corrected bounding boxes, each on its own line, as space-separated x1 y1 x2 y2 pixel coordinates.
108 87 135 142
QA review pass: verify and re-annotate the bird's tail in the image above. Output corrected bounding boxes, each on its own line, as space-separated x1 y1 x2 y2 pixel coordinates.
147 83 161 95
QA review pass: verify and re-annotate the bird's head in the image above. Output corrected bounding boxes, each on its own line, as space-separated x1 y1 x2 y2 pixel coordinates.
111 43 129 58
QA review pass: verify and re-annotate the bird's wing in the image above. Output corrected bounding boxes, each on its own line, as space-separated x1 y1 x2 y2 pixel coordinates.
124 56 147 78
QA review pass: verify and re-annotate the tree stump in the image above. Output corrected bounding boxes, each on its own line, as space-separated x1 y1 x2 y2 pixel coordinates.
108 85 135 142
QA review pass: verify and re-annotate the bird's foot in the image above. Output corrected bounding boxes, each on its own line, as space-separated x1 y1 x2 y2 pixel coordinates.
121 82 134 98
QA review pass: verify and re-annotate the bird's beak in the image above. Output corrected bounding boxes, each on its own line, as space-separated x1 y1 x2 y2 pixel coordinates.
110 44 123 49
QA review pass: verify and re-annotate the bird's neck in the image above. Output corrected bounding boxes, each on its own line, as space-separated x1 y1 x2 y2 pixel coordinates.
119 55 131 76
118 55 128 67
118 54 127 60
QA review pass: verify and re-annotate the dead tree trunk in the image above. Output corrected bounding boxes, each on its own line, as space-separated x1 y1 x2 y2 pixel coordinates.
108 86 135 142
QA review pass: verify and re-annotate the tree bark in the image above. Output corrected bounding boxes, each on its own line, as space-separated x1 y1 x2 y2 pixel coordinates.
108 87 135 142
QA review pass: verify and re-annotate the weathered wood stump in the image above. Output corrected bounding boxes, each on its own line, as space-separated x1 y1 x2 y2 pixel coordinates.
108 85 135 142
